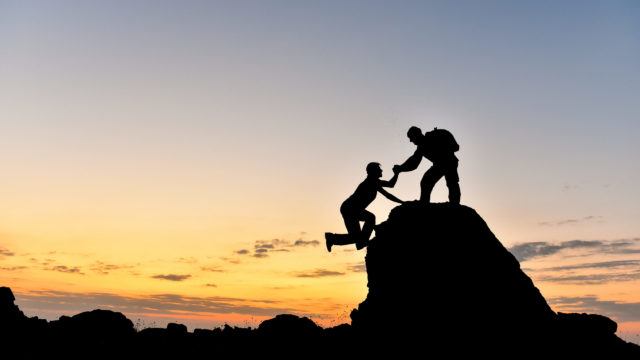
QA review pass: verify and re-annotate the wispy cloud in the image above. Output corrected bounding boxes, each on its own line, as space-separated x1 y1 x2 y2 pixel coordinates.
538 215 603 226
220 257 241 264
90 261 135 275
293 240 320 247
509 238 640 262
549 296 640 322
151 274 191 281
45 265 84 275
234 237 321 259
255 243 274 250
534 260 640 272
175 257 198 264
525 260 640 285
0 265 27 271
200 265 225 273
204 283 217 288
347 262 366 273
294 269 345 278
0 246 15 257
15 289 300 318
537 271 640 285
561 184 579 192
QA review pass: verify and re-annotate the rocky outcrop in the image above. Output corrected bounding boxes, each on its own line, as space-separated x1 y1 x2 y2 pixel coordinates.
350 202 639 356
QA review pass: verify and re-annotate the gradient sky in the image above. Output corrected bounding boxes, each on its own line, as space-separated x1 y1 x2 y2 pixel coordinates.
1 0 639 341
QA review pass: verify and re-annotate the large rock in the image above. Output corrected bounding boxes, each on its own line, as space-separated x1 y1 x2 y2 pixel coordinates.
0 286 48 338
0 286 26 324
51 309 135 339
350 202 639 356
257 314 322 337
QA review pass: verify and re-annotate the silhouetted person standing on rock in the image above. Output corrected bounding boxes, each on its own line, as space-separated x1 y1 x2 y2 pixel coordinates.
394 126 461 204
325 162 403 252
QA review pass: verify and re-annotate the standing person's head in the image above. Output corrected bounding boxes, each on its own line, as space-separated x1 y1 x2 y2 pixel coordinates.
407 126 423 144
366 162 383 178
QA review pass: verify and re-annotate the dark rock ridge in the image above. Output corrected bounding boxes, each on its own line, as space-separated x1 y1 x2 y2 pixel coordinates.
351 202 639 356
1 202 639 357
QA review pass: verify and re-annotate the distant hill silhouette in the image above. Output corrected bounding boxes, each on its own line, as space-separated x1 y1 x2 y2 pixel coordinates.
2 202 639 358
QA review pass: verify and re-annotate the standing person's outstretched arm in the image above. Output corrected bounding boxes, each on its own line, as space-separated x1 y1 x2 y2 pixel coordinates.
394 150 422 173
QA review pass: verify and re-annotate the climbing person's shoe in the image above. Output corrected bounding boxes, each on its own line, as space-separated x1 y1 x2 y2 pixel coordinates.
324 232 334 252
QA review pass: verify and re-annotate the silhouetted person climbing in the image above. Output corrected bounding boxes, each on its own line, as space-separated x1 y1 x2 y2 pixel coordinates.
394 126 460 204
325 162 403 252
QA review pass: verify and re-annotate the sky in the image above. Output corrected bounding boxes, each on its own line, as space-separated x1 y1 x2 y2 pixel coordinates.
1 0 639 341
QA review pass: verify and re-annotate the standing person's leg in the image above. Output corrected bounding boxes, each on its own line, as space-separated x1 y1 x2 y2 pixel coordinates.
444 160 460 204
420 165 445 203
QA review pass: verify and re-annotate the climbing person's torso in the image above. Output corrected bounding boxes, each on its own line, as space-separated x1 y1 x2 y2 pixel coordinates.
343 177 378 210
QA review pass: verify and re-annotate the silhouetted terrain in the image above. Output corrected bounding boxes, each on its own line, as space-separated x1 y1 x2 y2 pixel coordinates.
2 203 639 358
353 202 639 356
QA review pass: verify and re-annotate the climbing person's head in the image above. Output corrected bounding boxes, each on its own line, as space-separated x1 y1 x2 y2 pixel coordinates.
366 162 383 178
407 126 422 144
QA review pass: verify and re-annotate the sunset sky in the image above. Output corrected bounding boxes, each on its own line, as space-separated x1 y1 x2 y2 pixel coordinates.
1 0 639 341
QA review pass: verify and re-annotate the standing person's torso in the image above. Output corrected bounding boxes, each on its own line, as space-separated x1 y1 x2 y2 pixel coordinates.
417 136 458 164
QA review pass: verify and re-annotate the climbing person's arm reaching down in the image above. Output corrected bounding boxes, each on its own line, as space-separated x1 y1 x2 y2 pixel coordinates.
378 187 404 204
379 170 399 188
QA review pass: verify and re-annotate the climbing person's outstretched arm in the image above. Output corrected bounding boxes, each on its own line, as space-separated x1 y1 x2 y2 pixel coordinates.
379 171 399 188
378 187 404 204
394 150 422 173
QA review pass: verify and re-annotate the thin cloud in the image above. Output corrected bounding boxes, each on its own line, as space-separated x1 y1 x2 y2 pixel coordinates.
220 257 241 264
0 246 15 257
235 237 321 259
509 238 640 262
549 296 640 322
255 244 275 250
204 283 217 288
45 265 84 275
0 265 27 271
175 257 198 264
268 285 298 290
151 274 191 281
293 240 320 247
537 271 640 285
200 265 225 273
294 269 345 278
534 260 640 272
90 261 135 275
561 184 579 192
538 215 603 226
347 262 366 273
14 289 300 318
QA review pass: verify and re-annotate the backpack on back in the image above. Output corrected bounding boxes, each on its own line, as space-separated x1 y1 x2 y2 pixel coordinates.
424 127 459 153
